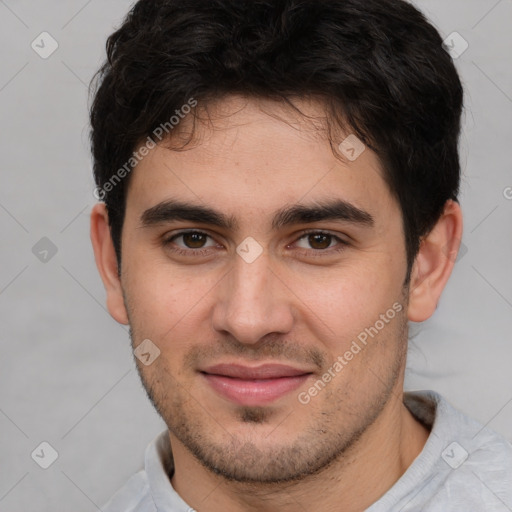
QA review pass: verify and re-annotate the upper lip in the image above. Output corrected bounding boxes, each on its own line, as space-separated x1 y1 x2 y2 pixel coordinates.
201 363 313 380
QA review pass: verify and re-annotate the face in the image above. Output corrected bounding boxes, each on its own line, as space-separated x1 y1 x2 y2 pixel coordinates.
119 96 410 483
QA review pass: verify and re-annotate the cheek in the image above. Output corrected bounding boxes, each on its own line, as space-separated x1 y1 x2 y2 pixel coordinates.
123 256 221 340
296 262 397 328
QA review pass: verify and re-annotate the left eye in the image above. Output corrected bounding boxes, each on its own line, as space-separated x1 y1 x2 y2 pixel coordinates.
168 231 217 249
295 232 344 250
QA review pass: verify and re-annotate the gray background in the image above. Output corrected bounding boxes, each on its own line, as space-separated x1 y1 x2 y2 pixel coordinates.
0 0 511 510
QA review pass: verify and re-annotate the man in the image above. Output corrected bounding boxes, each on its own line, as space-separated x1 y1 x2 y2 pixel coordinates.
89 0 512 510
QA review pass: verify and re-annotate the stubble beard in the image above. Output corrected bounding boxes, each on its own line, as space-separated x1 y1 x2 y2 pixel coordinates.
129 313 408 485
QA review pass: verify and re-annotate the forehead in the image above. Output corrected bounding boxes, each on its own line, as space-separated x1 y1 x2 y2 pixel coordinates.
125 96 397 228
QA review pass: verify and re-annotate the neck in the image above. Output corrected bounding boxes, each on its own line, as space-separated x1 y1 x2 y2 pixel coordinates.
169 390 430 512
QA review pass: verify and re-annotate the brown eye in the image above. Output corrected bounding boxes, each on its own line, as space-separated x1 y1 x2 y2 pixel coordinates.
181 232 208 248
307 233 332 250
164 231 217 252
294 231 349 255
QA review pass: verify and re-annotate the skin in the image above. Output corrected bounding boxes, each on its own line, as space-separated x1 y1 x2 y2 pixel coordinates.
91 95 463 512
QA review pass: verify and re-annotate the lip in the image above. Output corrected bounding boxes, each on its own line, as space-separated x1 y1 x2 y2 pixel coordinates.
200 363 313 406
202 363 312 379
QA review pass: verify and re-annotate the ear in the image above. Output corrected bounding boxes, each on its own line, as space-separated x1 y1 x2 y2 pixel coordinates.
407 199 464 322
90 203 129 325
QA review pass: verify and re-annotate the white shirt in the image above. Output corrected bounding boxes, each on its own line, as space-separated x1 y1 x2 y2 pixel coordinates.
102 390 512 511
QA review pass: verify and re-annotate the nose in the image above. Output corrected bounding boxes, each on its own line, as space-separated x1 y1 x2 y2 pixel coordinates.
211 252 295 345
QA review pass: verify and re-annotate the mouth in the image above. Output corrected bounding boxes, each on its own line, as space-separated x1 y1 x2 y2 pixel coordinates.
200 363 314 406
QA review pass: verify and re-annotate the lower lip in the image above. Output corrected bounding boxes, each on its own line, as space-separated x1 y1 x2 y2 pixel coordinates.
202 373 311 406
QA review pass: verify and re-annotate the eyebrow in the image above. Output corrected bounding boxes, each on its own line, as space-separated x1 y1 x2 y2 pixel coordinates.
140 198 374 231
272 200 374 230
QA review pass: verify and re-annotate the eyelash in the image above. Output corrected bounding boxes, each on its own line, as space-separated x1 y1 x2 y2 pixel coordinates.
162 229 350 258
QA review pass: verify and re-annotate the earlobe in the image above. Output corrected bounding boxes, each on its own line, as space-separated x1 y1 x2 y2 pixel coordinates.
90 203 129 325
407 199 463 322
